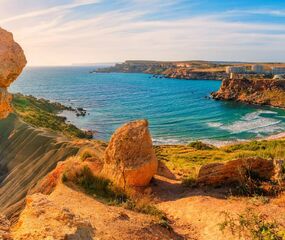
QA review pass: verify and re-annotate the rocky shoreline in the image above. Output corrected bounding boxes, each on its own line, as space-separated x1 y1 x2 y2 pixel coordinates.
211 77 285 109
94 60 227 80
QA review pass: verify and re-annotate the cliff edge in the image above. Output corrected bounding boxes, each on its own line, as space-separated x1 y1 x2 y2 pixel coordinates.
212 78 285 108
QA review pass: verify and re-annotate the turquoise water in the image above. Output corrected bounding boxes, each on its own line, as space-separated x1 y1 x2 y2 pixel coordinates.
10 67 285 145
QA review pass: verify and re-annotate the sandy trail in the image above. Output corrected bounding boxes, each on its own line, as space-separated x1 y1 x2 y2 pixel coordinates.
152 176 285 240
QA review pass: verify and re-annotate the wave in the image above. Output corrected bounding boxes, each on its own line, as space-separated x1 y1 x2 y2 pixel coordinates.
207 110 283 134
152 137 187 145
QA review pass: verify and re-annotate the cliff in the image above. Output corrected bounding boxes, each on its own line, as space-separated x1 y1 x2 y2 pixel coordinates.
212 78 285 108
0 114 80 219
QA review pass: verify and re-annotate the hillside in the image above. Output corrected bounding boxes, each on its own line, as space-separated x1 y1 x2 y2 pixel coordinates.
0 114 81 219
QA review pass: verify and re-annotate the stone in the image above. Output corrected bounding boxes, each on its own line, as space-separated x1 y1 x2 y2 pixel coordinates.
0 27 27 119
102 120 158 188
0 214 11 240
197 158 274 186
0 88 12 119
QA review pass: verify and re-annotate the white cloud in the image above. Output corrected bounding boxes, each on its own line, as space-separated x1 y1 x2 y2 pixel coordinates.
1 1 285 65
0 0 100 24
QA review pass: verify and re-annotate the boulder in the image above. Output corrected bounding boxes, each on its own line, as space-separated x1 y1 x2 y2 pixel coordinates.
197 158 274 186
0 27 26 119
102 120 158 188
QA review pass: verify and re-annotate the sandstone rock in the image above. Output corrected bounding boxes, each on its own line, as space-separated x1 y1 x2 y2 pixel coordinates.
0 88 12 119
0 215 11 240
0 28 26 88
157 161 176 180
102 120 158 188
12 194 95 240
197 158 274 186
212 78 285 108
0 27 26 119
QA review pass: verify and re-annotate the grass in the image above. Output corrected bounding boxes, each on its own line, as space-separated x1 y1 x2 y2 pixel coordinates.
63 166 166 221
219 208 285 240
12 93 92 139
155 139 285 180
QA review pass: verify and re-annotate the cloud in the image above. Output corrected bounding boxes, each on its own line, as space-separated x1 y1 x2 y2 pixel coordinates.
1 1 285 65
0 0 100 24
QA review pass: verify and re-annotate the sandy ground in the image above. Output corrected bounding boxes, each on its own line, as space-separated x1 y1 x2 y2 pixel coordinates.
152 176 285 240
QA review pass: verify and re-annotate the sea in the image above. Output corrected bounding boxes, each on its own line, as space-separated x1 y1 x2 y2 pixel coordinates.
9 66 285 145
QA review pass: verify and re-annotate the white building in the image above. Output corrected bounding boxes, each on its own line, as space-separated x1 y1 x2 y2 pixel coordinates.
226 66 247 74
252 65 264 73
271 67 285 75
273 75 285 80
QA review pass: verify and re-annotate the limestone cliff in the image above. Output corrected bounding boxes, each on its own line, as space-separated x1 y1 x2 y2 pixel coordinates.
0 27 26 119
0 114 80 220
212 78 285 108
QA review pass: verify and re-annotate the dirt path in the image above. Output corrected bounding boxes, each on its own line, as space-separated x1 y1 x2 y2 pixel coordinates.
152 176 285 240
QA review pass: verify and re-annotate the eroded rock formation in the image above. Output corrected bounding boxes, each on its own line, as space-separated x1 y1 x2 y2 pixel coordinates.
12 194 95 240
197 158 274 186
102 120 158 188
0 215 11 240
0 27 26 119
212 78 285 108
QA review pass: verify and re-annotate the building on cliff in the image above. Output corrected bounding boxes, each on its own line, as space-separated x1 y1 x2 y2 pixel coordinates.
272 67 285 75
251 64 264 74
226 66 247 74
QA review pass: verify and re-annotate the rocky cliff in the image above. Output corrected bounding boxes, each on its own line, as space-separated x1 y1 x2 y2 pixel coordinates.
0 28 26 119
0 114 80 220
212 78 285 108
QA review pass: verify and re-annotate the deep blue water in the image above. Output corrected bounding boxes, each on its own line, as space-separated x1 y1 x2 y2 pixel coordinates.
9 67 285 145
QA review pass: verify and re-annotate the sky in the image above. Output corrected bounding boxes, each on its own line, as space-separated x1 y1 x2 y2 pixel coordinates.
1 0 285 66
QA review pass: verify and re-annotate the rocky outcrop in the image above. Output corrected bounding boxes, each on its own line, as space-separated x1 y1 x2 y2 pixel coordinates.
197 158 274 186
0 27 26 119
12 194 95 240
212 78 285 108
0 215 11 240
102 120 158 188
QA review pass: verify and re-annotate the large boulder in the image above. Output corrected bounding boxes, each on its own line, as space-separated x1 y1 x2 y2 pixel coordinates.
102 120 158 188
197 158 274 186
0 27 26 119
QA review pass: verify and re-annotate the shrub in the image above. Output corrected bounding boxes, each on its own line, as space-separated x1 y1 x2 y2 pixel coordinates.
182 176 197 188
188 141 216 150
219 208 285 240
75 166 127 204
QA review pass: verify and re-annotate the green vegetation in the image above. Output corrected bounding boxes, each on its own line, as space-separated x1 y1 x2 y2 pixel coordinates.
12 94 91 139
188 141 216 150
219 208 285 240
73 166 127 204
63 166 166 220
155 139 285 180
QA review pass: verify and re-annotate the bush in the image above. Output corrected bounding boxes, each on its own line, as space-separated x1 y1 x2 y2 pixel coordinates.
182 176 197 188
75 166 127 204
219 208 285 240
188 141 216 150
